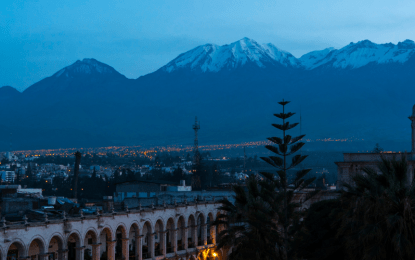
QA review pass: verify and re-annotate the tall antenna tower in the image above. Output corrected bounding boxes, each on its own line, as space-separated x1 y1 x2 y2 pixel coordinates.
192 116 200 165
243 146 247 173
10 133 12 151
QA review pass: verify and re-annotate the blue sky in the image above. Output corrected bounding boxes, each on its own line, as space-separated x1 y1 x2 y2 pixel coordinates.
2 0 415 91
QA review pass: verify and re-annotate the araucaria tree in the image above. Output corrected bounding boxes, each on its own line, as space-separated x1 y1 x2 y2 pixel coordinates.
214 100 316 260
260 100 316 259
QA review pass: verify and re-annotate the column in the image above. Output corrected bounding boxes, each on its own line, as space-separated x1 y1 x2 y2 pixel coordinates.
107 241 116 260
211 226 217 244
150 233 155 259
202 224 207 246
184 227 188 250
192 225 197 247
135 235 142 260
58 249 69 260
173 229 178 253
162 231 167 257
75 247 85 260
121 238 129 260
90 244 100 260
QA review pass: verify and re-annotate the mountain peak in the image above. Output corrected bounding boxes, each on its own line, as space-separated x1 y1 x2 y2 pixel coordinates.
161 38 299 73
301 40 415 69
53 58 124 78
0 86 21 99
398 39 415 49
354 39 376 48
0 85 19 92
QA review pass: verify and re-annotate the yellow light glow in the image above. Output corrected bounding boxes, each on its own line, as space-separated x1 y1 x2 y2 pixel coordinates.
213 253 217 257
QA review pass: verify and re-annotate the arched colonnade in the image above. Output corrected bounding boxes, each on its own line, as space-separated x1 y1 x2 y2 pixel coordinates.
2 207 222 260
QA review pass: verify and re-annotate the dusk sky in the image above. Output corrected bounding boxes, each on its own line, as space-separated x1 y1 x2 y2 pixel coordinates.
2 0 415 91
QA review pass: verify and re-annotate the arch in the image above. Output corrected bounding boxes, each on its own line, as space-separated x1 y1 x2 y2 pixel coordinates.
84 229 98 260
99 227 113 260
7 241 25 260
48 235 64 260
115 223 128 238
67 232 81 260
28 237 47 260
100 226 114 241
207 213 215 244
115 224 128 260
197 213 205 225
188 215 196 248
197 213 205 246
154 219 164 256
142 221 152 259
84 229 99 244
165 217 175 253
128 223 140 260
177 216 186 251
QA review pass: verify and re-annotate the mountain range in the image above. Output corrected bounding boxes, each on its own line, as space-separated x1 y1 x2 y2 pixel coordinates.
1 37 415 152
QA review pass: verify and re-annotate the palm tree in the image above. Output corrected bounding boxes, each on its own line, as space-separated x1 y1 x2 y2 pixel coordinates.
213 175 282 260
338 156 415 260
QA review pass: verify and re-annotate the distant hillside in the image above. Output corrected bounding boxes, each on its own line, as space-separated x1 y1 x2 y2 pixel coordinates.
1 38 415 152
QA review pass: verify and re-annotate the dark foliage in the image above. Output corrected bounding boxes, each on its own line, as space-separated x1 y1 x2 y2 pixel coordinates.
339 156 415 260
292 200 345 260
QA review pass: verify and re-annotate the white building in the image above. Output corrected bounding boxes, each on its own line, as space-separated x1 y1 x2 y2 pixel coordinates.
0 171 15 182
0 201 226 260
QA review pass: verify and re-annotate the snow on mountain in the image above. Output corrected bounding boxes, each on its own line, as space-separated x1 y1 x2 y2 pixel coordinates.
54 58 120 78
299 47 336 69
162 38 415 72
262 43 301 67
302 40 415 69
162 37 300 73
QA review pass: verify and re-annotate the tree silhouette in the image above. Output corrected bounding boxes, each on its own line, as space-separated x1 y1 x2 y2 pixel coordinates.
339 156 415 259
372 143 383 153
260 100 316 259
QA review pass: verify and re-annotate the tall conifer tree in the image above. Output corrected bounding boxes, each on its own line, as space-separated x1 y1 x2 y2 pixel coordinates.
260 100 316 259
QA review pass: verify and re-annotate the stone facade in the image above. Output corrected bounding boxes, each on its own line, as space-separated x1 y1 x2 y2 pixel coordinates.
0 201 225 260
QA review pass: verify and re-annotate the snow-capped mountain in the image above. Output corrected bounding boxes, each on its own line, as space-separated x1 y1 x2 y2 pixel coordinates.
3 38 415 151
161 37 300 73
53 58 123 78
299 48 335 69
162 38 415 73
300 40 415 69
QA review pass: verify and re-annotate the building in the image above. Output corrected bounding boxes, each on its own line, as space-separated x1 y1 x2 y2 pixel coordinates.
0 171 15 182
336 105 415 189
0 199 225 260
113 180 234 209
